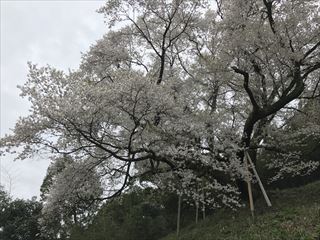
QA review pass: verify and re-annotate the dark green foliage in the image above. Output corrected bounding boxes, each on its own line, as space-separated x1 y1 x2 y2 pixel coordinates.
70 187 200 240
0 187 44 240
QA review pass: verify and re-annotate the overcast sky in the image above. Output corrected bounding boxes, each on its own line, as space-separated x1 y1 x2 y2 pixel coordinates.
0 0 106 199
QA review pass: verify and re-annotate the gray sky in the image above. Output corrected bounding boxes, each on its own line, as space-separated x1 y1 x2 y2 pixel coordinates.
0 0 106 199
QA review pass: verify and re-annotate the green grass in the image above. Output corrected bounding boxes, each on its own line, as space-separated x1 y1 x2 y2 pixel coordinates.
161 181 320 240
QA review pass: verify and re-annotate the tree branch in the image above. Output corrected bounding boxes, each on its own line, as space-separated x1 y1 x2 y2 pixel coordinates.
231 66 260 110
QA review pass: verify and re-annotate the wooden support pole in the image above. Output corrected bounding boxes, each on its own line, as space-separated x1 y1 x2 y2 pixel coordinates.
176 194 182 238
195 201 199 224
244 153 255 218
202 184 206 220
245 151 272 207
202 202 206 220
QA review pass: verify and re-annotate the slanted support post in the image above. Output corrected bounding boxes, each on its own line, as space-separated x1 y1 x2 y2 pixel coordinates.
245 151 272 207
244 152 255 218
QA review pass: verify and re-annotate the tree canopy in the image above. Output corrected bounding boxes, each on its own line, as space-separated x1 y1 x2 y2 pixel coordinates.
1 0 320 237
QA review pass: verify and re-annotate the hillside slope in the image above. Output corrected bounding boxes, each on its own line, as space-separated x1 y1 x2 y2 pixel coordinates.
162 181 320 240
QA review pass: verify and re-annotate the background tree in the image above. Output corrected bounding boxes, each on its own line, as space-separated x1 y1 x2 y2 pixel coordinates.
69 187 199 240
0 187 45 240
39 156 102 239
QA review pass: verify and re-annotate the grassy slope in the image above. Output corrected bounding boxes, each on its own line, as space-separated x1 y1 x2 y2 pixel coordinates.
162 181 320 240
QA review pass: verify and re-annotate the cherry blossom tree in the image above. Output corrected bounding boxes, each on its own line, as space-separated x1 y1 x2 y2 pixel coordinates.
1 1 320 228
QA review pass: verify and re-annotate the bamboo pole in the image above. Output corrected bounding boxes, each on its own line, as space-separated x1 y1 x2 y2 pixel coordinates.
245 151 272 207
244 153 255 218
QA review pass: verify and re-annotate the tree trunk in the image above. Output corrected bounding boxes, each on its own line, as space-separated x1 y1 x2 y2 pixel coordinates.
237 111 259 198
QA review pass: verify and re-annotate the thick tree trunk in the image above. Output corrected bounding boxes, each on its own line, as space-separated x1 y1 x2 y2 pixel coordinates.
237 111 259 198
235 62 304 198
